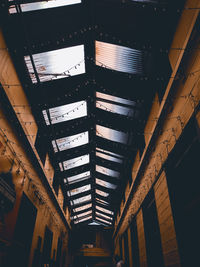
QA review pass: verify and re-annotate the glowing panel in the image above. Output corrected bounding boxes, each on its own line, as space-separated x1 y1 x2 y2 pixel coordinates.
96 216 112 225
64 171 90 185
67 184 91 197
96 189 109 197
96 165 120 178
96 125 128 144
70 194 91 205
74 215 92 224
96 205 114 215
96 178 117 190
96 151 123 164
25 45 85 83
72 210 92 220
73 203 92 213
96 92 136 106
52 131 89 152
96 41 143 75
96 100 134 117
60 154 89 171
96 211 113 221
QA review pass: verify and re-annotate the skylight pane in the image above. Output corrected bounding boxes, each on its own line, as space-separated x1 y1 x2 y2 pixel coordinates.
61 154 89 171
96 178 117 190
74 215 92 224
96 125 128 144
96 101 134 117
70 194 91 205
88 221 101 226
64 171 90 185
96 151 123 164
43 101 87 125
96 148 123 159
96 165 120 178
67 184 91 197
96 92 136 106
96 198 109 205
72 210 92 220
9 0 81 13
96 216 112 225
96 205 114 215
96 212 113 221
24 45 85 83
73 203 92 213
52 131 89 152
96 189 109 197
96 41 143 75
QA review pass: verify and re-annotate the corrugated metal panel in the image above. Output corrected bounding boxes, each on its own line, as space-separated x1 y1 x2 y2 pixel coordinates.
9 0 81 13
96 41 143 75
25 45 85 83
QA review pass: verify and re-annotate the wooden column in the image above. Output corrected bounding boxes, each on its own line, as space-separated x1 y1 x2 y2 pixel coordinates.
136 210 147 267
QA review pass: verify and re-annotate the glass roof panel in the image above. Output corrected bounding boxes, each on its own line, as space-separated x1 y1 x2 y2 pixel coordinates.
96 147 123 159
67 184 91 197
96 165 120 178
74 215 92 224
96 178 117 190
96 211 113 221
96 92 136 106
52 131 89 152
96 205 114 215
88 221 101 226
70 194 91 205
96 41 143 75
9 0 81 13
96 151 123 164
96 100 134 117
73 203 92 213
72 210 92 220
96 189 109 197
24 45 85 83
60 154 89 171
96 125 128 144
96 216 112 225
43 101 87 125
96 198 109 205
64 171 90 185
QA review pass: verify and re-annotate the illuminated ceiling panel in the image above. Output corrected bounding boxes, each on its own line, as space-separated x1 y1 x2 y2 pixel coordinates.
88 221 101 226
96 198 109 205
96 148 123 159
96 125 128 144
60 154 89 171
64 171 90 185
52 131 89 152
74 215 92 224
96 189 109 197
96 205 114 215
73 203 92 213
9 0 81 13
72 210 92 220
43 101 87 125
96 211 113 221
70 194 91 206
96 216 112 225
96 41 143 74
96 100 135 117
96 151 123 164
96 165 120 178
96 92 136 106
96 178 117 190
25 45 85 83
67 184 91 197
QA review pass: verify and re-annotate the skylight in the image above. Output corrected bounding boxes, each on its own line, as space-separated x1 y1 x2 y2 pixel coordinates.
96 178 117 190
67 184 91 197
88 221 101 226
96 205 114 215
70 194 91 205
72 210 92 220
96 125 129 144
96 165 120 178
64 171 90 185
96 148 123 159
73 203 92 213
96 189 109 197
60 154 89 171
9 0 82 13
43 100 87 125
96 41 143 75
96 92 136 106
96 101 135 117
52 131 89 152
96 151 123 164
96 198 109 205
25 45 85 83
96 212 113 221
96 216 112 225
74 215 92 224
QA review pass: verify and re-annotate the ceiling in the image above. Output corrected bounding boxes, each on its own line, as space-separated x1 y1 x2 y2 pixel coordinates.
1 0 185 227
